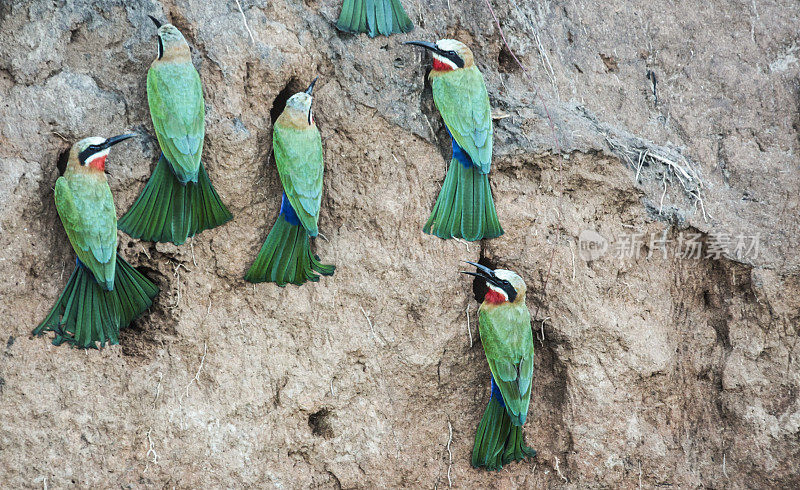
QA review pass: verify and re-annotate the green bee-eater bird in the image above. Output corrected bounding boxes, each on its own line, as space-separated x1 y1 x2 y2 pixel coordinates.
406 40 503 241
245 79 335 286
118 16 232 245
336 0 413 37
34 135 159 348
461 261 536 470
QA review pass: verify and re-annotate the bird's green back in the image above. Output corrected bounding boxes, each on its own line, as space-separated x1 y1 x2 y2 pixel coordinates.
431 66 493 174
479 302 534 423
55 172 118 290
147 62 205 182
273 123 324 236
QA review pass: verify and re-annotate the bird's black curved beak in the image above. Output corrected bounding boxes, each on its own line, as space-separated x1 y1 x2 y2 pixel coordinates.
148 15 162 29
305 77 319 96
460 261 500 285
101 133 136 150
404 41 443 54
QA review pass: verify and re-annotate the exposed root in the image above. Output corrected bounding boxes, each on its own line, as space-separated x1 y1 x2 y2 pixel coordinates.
144 427 159 472
453 238 471 252
360 306 380 344
186 341 208 395
446 420 453 487
507 0 560 99
555 456 568 482
569 242 576 281
177 341 208 429
723 452 728 478
606 136 710 221
638 460 642 488
52 131 69 142
170 262 189 309
189 237 197 267
537 317 549 345
234 0 256 44
465 305 474 348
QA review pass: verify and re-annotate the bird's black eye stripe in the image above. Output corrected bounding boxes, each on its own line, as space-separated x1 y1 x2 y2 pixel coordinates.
442 49 465 68
78 145 101 165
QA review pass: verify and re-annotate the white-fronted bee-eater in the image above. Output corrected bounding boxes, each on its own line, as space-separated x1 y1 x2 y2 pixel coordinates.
34 135 159 348
336 0 413 37
118 16 232 245
461 261 536 470
245 79 335 286
406 40 503 241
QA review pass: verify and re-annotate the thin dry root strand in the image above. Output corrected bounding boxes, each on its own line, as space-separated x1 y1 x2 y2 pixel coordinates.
144 427 159 473
555 456 568 482
453 238 470 252
177 341 208 428
606 136 710 221
360 306 380 344
234 0 256 44
465 305 474 348
446 421 453 487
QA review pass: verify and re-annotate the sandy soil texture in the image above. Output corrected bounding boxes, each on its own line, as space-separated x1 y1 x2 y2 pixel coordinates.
1 0 799 487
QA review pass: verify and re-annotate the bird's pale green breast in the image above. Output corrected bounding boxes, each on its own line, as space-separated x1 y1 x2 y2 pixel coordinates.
479 301 533 361
273 121 324 235
479 301 534 423
55 170 118 289
431 66 493 173
147 61 205 183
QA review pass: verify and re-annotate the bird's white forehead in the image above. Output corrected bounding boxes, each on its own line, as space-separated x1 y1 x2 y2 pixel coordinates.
159 25 185 40
493 269 517 282
435 39 464 52
287 92 312 109
78 136 106 147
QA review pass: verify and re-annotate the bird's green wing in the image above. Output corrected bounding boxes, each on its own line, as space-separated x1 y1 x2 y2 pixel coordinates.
273 124 324 235
479 304 534 423
431 66 493 173
147 63 205 182
55 175 118 289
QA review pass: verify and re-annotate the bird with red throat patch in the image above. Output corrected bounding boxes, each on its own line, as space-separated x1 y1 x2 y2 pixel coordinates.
406 39 503 241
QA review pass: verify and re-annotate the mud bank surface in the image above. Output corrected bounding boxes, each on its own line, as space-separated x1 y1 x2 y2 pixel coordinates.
1 0 799 487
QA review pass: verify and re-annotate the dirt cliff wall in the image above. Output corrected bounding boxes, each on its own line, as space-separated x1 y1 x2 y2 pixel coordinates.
1 0 799 487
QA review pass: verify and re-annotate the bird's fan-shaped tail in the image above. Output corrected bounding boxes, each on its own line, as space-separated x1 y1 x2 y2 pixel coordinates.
472 377 536 471
33 261 119 348
33 256 158 349
113 255 159 329
245 194 334 286
119 154 232 245
424 158 503 241
336 0 413 37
